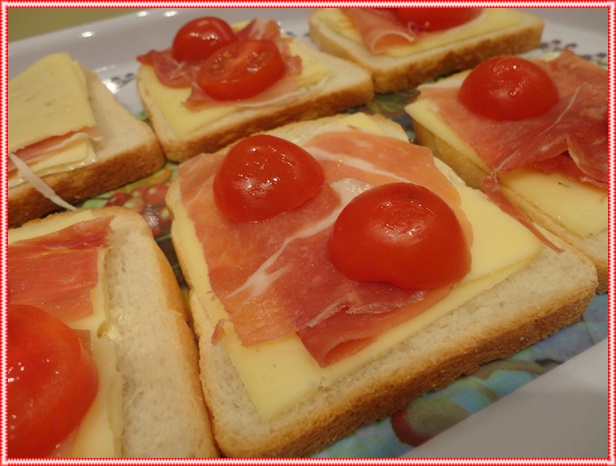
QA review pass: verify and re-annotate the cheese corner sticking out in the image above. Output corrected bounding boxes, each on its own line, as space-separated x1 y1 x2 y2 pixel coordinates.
406 99 608 238
9 53 96 153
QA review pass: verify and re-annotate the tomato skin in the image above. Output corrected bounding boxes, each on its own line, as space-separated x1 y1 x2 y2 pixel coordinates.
328 183 471 290
197 39 286 100
458 55 560 121
171 17 237 62
396 8 481 32
214 134 325 222
7 304 98 458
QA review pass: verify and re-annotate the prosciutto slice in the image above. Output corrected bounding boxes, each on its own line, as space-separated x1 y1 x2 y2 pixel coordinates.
341 9 418 53
8 217 112 322
137 18 303 108
418 49 608 188
179 127 472 366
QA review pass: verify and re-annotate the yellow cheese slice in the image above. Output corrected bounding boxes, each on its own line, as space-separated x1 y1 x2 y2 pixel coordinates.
9 53 96 153
502 168 607 238
406 99 608 238
8 211 122 457
314 9 525 58
8 137 97 189
171 118 543 420
139 41 331 139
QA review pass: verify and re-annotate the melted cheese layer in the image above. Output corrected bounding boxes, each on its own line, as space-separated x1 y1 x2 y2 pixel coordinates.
172 114 543 420
406 99 608 238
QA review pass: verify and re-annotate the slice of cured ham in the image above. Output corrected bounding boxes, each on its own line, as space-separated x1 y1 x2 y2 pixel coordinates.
179 126 473 367
418 49 608 188
8 217 112 322
137 18 303 108
341 9 418 53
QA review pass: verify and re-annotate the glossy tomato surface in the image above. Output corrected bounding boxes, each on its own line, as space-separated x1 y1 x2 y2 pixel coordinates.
328 183 471 289
7 304 98 458
214 134 325 222
396 8 481 32
171 16 237 62
197 39 285 100
458 55 560 120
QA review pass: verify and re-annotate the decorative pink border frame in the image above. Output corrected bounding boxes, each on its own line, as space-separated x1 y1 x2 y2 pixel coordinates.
0 1 613 464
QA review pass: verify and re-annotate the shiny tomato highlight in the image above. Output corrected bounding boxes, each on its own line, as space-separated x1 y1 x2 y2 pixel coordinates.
7 304 98 458
214 134 325 222
197 39 286 100
396 8 481 32
328 183 471 289
171 17 237 62
458 55 560 121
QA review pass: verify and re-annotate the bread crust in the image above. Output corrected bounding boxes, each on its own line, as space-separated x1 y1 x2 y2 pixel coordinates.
412 119 608 294
137 38 375 162
308 9 544 93
9 208 219 457
187 235 595 458
8 73 165 229
167 115 598 458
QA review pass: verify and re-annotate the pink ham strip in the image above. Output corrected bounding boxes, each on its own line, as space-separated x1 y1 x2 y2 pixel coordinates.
137 18 303 108
8 129 99 174
341 9 418 54
8 217 113 322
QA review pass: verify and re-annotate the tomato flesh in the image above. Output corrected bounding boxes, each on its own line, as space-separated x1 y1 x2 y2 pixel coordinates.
396 8 481 32
458 55 560 121
171 16 237 62
7 304 98 458
197 39 286 100
328 183 471 289
214 134 325 222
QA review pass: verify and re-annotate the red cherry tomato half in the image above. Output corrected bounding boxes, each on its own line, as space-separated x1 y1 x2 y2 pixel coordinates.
7 304 98 458
197 39 286 100
171 17 237 62
214 134 325 222
328 183 471 290
458 55 560 121
396 8 481 32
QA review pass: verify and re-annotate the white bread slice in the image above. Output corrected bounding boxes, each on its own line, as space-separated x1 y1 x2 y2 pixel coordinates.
9 207 218 457
166 114 597 457
407 99 607 294
136 37 374 163
308 8 544 93
8 72 165 229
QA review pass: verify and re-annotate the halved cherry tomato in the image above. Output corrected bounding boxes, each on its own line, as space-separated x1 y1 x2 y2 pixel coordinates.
396 8 481 32
7 304 98 458
197 39 286 100
458 55 560 121
171 16 237 62
214 134 325 222
328 183 471 290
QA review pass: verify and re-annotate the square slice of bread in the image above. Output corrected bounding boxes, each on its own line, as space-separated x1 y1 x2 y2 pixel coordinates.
308 8 544 93
166 114 598 457
137 37 374 163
